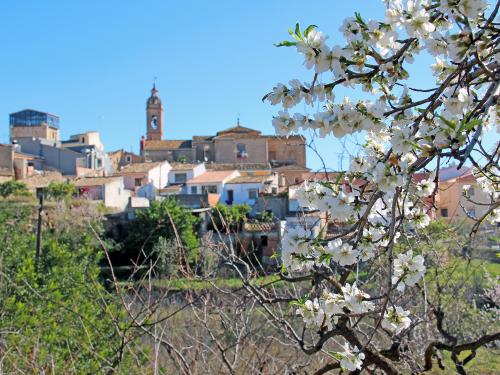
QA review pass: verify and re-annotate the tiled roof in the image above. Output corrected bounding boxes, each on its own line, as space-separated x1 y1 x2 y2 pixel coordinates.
243 222 278 232
216 124 262 137
186 170 238 184
144 140 192 150
21 171 66 188
209 162 271 171
273 164 310 171
119 162 165 174
226 175 270 184
158 185 183 194
170 162 202 171
192 136 213 142
73 176 122 187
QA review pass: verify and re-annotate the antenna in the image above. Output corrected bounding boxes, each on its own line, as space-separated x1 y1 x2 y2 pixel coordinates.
338 138 347 171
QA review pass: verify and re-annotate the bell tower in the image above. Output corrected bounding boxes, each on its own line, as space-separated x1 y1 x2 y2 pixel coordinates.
146 83 163 140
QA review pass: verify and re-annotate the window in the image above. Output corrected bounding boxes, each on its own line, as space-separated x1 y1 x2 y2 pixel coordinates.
190 186 197 194
248 189 258 200
236 143 247 159
125 155 131 163
134 178 142 187
269 151 277 160
202 185 217 194
261 235 268 247
440 208 448 217
174 173 187 183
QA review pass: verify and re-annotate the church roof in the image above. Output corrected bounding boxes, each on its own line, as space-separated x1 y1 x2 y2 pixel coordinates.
216 123 262 138
144 140 192 150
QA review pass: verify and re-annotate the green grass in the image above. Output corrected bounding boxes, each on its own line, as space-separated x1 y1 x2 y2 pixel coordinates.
125 275 284 292
429 347 500 374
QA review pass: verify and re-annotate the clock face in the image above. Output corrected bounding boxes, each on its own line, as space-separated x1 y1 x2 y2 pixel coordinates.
151 115 158 130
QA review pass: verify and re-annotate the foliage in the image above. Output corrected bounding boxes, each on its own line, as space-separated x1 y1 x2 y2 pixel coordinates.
122 197 201 271
45 180 76 201
255 210 275 223
0 180 31 198
212 203 251 230
0 203 138 373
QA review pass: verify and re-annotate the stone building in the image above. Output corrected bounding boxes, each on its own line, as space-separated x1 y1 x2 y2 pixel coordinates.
139 85 306 172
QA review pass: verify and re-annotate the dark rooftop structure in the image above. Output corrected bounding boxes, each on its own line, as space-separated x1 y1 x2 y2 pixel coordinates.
9 109 60 129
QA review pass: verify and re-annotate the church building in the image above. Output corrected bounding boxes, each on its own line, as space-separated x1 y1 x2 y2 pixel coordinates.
139 85 307 172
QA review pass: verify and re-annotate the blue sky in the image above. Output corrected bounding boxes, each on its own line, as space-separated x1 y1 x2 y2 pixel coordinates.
0 1 443 170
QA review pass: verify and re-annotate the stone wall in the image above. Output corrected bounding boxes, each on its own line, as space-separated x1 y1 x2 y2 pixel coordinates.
214 138 268 164
10 124 59 142
267 136 306 167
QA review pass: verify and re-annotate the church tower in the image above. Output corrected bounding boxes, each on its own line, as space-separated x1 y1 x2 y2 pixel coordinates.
146 84 163 140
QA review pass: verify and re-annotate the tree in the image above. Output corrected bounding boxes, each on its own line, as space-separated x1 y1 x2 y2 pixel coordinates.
221 1 500 373
211 203 251 231
122 197 201 274
0 202 140 373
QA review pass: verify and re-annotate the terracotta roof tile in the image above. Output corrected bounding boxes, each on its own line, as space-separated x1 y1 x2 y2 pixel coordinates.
73 176 122 187
170 162 202 171
144 140 192 150
227 175 270 184
119 162 165 174
186 170 238 184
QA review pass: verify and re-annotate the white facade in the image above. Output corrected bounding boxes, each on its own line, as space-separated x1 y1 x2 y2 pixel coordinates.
103 178 131 210
122 161 171 192
167 163 206 192
185 170 240 196
222 182 262 206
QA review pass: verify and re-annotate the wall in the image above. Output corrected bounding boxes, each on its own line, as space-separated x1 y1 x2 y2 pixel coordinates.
0 144 13 171
222 182 262 206
144 148 195 163
103 178 131 210
10 124 60 142
267 136 306 167
148 162 171 188
254 195 288 219
437 179 491 221
192 141 215 162
214 138 268 164
17 139 84 175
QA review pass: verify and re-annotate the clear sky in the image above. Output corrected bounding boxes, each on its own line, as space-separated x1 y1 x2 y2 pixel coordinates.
0 0 453 170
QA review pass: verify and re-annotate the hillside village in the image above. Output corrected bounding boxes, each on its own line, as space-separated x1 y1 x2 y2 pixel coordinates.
0 85 496 265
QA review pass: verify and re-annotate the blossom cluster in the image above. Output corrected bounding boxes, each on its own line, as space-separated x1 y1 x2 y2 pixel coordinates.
270 0 498 369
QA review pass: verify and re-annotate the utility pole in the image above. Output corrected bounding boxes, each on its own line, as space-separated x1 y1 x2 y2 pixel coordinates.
35 188 44 273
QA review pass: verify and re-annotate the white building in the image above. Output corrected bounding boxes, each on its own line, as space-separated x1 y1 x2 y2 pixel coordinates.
167 162 206 192
119 161 171 193
185 170 239 196
222 175 278 206
74 176 131 210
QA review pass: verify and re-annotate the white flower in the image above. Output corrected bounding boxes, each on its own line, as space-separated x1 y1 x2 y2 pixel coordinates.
393 250 426 292
272 111 297 135
342 283 374 313
382 306 411 334
404 1 435 38
296 298 325 327
416 178 435 197
338 343 365 371
331 243 359 266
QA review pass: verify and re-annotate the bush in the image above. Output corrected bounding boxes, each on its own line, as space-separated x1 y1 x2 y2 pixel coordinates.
0 180 31 198
45 181 76 201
